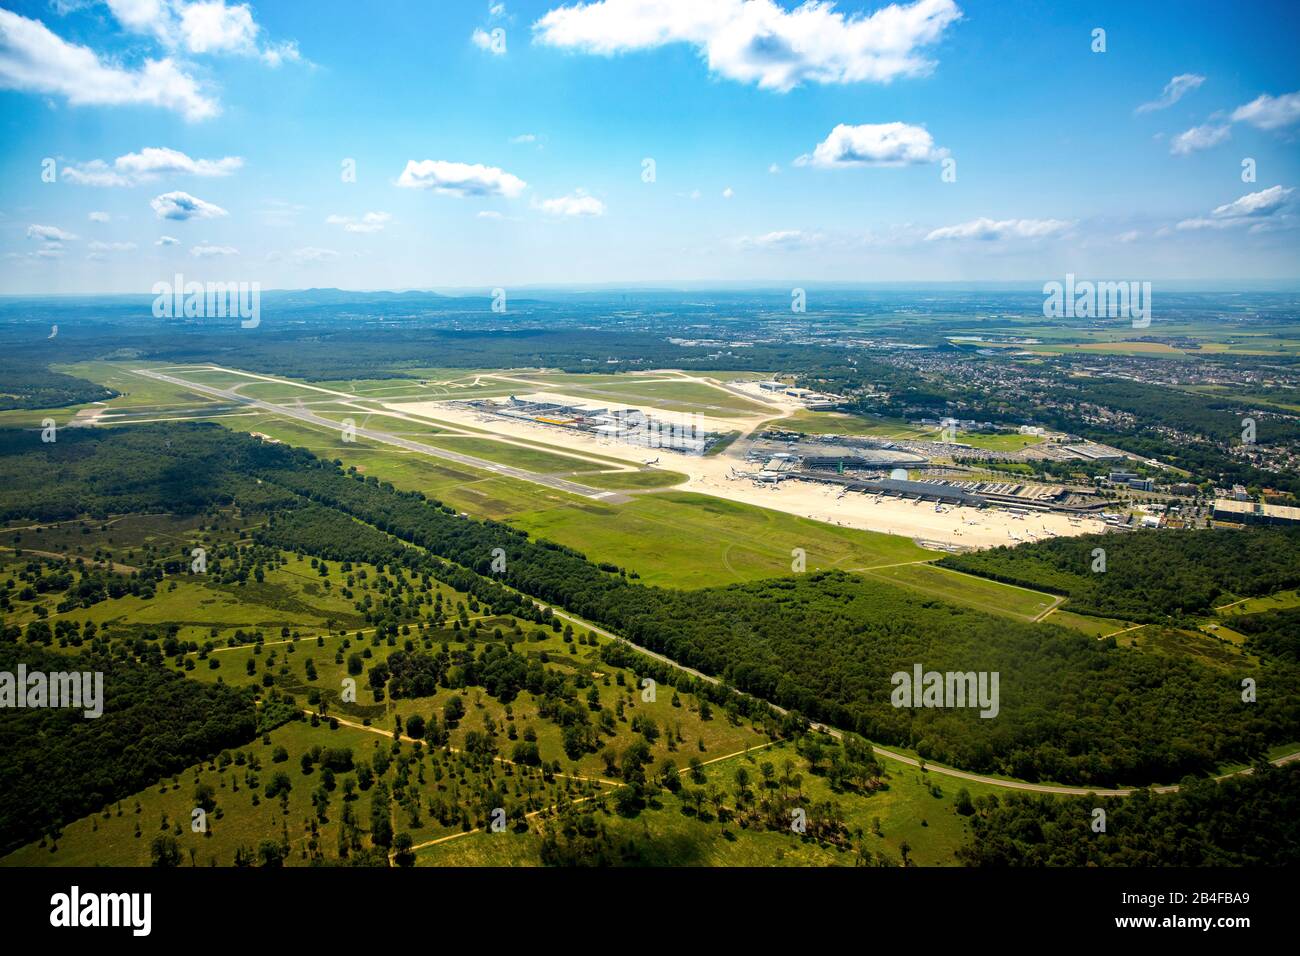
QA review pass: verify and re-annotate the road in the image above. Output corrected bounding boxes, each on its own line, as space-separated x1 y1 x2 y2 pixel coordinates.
126 368 630 504
538 603 1300 798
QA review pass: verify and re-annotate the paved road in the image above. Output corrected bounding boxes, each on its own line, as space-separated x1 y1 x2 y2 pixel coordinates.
127 368 630 504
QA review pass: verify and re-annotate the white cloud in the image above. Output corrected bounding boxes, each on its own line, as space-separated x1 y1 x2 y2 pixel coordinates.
1231 91 1300 131
190 243 238 257
1170 123 1230 155
768 163 780 174
532 0 963 92
151 190 229 220
510 133 537 143
1175 186 1294 231
477 210 504 220
722 186 734 198
27 223 78 241
327 211 392 233
62 147 243 186
796 121 948 167
924 217 1074 241
177 1 259 54
1115 230 1140 243
737 229 825 249
1211 185 1293 219
396 160 527 198
535 191 606 216
87 239 137 252
0 8 218 120
472 27 506 54
156 235 179 245
104 0 302 64
88 211 110 222
290 246 339 263
1135 73 1204 113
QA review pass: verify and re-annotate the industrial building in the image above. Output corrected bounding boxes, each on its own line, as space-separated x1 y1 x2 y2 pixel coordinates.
1213 499 1300 526
457 395 718 454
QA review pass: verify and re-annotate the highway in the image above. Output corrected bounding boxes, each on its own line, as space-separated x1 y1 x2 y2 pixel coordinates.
127 368 631 504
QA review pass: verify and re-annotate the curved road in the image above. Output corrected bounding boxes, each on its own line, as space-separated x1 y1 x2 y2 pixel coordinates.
538 603 1300 798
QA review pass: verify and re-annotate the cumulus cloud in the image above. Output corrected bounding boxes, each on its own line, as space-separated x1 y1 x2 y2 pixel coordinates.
27 223 78 241
1170 122 1231 155
190 242 238 256
156 235 179 245
86 240 137 259
88 211 110 222
1231 91 1300 131
924 217 1074 241
510 133 537 144
722 186 734 198
0 8 218 120
1135 73 1204 113
62 146 243 186
151 190 229 220
104 0 302 64
535 191 606 216
1175 185 1294 231
796 121 948 167
396 160 527 198
532 0 963 92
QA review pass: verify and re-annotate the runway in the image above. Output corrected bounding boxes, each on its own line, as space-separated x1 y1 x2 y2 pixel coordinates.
125 368 631 504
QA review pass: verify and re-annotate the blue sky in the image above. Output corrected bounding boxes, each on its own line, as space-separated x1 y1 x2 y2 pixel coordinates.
1 0 1298 293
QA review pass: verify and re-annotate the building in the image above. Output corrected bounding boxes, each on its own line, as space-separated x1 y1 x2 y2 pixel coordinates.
1213 499 1300 526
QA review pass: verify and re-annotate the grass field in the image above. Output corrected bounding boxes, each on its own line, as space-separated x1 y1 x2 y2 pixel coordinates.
415 738 1000 867
1044 608 1133 637
955 432 1046 452
1115 625 1250 669
508 491 936 588
773 409 934 439
570 469 688 490
1216 588 1300 616
859 562 1058 622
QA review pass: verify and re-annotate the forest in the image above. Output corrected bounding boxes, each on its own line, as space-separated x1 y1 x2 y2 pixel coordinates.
0 643 261 856
958 762 1300 866
938 528 1300 625
0 359 116 411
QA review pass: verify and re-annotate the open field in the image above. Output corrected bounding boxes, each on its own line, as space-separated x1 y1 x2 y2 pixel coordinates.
859 562 1058 622
508 491 935 588
774 409 933 439
1216 589 1300 616
1045 608 1134 637
414 738 1001 867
